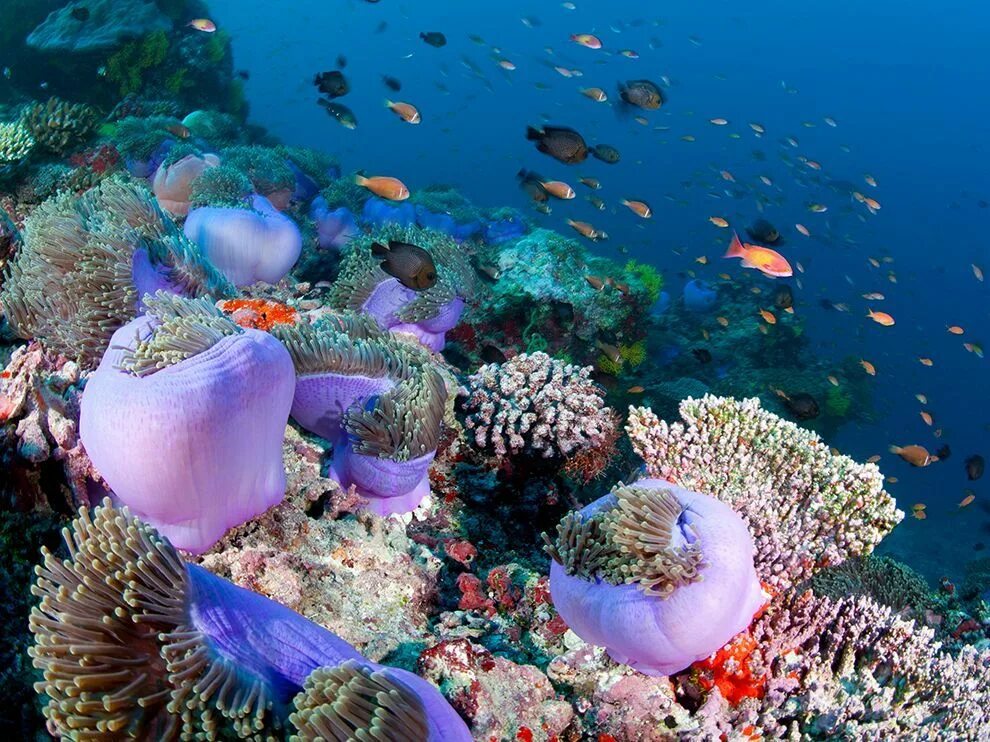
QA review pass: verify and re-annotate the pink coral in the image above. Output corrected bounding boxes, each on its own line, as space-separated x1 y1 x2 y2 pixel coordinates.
0 341 99 511
462 351 616 461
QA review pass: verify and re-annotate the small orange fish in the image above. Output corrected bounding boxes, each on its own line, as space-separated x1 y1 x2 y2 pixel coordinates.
759 308 776 325
188 18 217 32
710 117 729 126
867 455 882 463
960 493 976 508
585 275 605 291
709 216 730 227
827 375 839 386
860 359 876 375
720 170 735 182
354 174 409 201
540 181 576 199
702 328 710 340
621 199 652 218
912 503 926 511
695 256 708 265
627 385 645 394
920 411 933 426
166 123 191 139
568 219 607 241
717 316 729 327
386 100 421 124
498 59 516 70
571 33 603 49
725 232 793 278
888 477 899 484
795 223 810 237
868 257 881 268
964 342 984 358
973 264 985 282
867 309 895 326
918 357 934 367
947 325 964 335
864 174 877 187
916 394 928 404
912 509 927 520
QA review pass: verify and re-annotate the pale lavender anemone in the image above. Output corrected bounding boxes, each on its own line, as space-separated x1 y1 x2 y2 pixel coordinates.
79 293 294 553
310 194 358 250
327 226 478 352
29 499 471 739
545 478 765 676
274 315 449 516
184 194 302 286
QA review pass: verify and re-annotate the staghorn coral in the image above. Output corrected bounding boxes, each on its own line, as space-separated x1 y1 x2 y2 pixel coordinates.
29 499 471 739
19 97 98 155
274 314 450 515
0 177 234 368
544 479 764 676
79 293 294 552
0 342 98 513
626 395 903 593
462 351 617 462
327 224 477 351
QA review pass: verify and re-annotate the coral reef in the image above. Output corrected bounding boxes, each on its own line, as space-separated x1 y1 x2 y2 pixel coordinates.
545 479 765 676
0 177 234 368
462 351 617 463
79 293 294 552
626 395 903 593
27 0 170 53
188 161 253 207
0 121 35 171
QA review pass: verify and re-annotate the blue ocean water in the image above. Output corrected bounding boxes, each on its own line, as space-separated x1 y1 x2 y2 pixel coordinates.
210 0 990 580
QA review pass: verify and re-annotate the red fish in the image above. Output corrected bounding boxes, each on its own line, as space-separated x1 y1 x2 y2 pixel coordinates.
724 232 793 278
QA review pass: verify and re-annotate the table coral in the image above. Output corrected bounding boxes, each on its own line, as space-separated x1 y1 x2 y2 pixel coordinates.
626 395 903 593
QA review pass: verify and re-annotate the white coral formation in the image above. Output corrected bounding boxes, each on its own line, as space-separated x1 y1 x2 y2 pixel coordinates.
0 121 35 164
626 395 903 592
463 351 615 460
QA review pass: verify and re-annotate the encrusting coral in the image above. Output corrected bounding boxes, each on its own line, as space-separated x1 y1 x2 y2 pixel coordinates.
626 394 903 593
28 499 471 740
327 224 478 351
0 177 234 369
545 479 765 676
462 351 618 462
79 292 295 553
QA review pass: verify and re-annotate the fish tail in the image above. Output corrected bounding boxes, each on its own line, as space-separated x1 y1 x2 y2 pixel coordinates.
525 125 543 141
354 174 367 186
724 231 746 259
888 445 902 454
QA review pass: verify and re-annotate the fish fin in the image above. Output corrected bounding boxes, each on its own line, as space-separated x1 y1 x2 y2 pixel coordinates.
724 231 746 259
371 241 389 257
525 125 543 141
354 173 367 186
888 445 902 454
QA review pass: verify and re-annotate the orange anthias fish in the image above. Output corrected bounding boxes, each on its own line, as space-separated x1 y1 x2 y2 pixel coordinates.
890 444 938 467
571 33 603 49
540 181 576 199
867 309 895 326
188 18 217 32
724 232 793 278
355 174 409 201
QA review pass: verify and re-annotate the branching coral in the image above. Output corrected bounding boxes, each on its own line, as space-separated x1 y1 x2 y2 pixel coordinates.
0 177 234 368
462 351 617 462
544 479 764 675
79 292 294 552
274 314 450 515
29 499 471 739
625 395 903 593
327 224 477 350
19 97 98 155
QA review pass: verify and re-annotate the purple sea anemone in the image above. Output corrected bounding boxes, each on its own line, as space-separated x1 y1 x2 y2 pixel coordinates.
310 194 358 250
274 314 449 515
79 293 294 553
327 225 477 352
183 194 302 286
544 478 765 676
29 499 471 739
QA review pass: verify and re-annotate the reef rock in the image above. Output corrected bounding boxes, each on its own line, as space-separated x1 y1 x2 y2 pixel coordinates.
27 0 171 54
